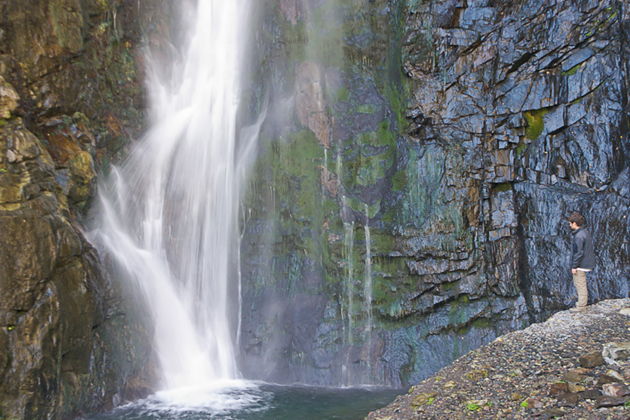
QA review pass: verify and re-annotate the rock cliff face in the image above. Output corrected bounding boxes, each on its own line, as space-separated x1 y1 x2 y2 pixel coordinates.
238 0 628 388
0 1 172 418
0 0 627 416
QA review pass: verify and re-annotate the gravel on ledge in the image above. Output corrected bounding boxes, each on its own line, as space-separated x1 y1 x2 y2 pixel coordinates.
367 299 630 420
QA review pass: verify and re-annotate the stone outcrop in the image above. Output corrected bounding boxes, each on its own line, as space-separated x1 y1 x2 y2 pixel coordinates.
402 0 629 319
239 0 628 388
1 116 106 419
0 1 173 418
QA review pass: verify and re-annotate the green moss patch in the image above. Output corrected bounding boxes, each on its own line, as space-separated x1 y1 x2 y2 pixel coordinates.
411 392 438 407
335 87 350 102
515 141 528 156
492 182 512 193
561 63 582 76
523 109 548 140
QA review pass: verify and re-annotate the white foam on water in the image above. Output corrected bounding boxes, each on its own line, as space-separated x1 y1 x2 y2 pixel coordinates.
152 380 268 412
107 381 269 419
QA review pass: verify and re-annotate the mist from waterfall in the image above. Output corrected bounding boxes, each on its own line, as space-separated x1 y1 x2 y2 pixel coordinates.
90 0 259 401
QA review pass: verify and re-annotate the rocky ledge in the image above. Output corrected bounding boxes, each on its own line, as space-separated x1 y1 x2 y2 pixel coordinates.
368 299 630 419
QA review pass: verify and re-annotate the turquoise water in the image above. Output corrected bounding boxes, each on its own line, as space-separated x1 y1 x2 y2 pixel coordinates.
86 384 401 420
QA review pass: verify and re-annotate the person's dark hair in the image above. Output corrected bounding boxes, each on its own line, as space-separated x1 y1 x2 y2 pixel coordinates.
567 212 586 226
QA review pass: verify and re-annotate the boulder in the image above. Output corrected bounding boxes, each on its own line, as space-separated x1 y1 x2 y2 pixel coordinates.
602 342 630 366
578 351 604 368
595 396 628 408
601 383 630 398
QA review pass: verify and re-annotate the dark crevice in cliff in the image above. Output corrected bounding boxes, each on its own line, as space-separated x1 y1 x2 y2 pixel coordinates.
507 52 536 75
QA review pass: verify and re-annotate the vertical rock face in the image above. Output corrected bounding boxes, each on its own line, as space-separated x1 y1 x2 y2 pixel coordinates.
0 118 105 418
402 0 629 319
0 1 174 418
239 0 628 388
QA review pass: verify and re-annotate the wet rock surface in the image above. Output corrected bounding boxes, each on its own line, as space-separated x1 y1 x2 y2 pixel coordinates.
0 1 173 418
240 0 628 388
401 0 628 319
367 299 630 419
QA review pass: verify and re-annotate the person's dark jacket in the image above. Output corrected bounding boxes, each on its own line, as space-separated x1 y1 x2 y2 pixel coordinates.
571 227 595 270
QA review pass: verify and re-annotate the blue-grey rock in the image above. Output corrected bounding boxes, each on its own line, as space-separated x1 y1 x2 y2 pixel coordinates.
562 48 595 72
238 0 628 390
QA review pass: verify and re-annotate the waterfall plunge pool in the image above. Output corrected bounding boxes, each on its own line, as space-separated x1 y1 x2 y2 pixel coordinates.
86 382 401 420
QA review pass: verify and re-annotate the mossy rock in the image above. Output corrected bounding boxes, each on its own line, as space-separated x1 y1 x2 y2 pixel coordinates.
48 0 84 53
464 368 489 382
68 151 95 182
411 392 438 407
523 109 549 140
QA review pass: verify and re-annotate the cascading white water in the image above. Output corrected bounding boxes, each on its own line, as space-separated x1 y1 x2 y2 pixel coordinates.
91 0 255 398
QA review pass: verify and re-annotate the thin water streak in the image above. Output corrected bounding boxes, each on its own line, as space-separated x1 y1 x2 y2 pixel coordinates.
363 204 373 381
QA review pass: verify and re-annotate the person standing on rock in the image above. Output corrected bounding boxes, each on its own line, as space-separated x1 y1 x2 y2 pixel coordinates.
568 212 595 310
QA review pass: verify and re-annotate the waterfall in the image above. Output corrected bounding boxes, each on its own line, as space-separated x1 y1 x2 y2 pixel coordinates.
91 0 253 393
